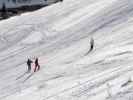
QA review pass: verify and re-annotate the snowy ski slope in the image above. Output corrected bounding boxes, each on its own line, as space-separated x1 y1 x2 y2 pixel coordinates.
0 0 133 100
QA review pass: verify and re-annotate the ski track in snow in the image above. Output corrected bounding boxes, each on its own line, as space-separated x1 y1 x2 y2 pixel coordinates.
0 0 133 100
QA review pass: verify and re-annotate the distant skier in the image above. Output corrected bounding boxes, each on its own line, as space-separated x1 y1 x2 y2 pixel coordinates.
85 38 94 55
34 58 40 72
90 37 94 52
27 59 33 72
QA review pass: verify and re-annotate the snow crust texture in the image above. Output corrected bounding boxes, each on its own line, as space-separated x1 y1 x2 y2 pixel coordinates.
0 0 133 100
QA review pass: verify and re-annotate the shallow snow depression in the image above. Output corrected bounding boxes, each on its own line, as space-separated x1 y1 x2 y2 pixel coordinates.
0 0 133 100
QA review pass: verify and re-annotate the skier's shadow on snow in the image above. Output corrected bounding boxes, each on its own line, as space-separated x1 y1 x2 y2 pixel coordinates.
16 71 29 80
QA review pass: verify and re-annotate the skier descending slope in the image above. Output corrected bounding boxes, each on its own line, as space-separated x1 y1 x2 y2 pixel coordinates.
27 58 33 72
17 58 40 82
34 58 40 72
90 37 94 52
23 58 40 82
85 37 94 55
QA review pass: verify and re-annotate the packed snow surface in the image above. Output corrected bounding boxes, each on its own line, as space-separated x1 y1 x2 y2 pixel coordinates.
0 0 133 100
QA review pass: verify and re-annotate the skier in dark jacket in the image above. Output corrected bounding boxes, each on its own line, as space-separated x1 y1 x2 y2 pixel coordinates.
27 59 33 72
90 38 94 52
85 38 94 55
34 58 40 72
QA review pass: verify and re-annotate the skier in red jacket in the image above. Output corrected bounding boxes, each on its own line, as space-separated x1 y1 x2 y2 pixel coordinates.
34 58 40 72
